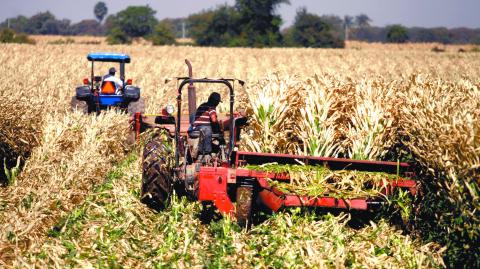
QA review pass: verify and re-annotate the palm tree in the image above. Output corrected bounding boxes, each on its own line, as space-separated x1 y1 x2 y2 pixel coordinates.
94 2 108 23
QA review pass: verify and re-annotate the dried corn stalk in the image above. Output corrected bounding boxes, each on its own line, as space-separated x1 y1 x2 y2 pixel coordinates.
242 73 300 153
343 79 398 160
400 75 480 209
296 75 342 157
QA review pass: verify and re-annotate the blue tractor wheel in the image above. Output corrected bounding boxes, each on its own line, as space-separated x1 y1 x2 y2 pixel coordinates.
70 96 89 114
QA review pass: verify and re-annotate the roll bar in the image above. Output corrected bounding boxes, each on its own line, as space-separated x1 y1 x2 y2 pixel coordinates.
175 78 236 167
89 61 126 90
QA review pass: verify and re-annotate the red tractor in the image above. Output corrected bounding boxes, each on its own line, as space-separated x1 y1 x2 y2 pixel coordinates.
135 60 418 226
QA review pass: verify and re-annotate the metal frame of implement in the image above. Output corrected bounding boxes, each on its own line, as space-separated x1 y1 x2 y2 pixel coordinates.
196 151 417 217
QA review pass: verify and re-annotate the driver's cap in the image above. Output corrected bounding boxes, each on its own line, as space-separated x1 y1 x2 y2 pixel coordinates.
208 92 222 103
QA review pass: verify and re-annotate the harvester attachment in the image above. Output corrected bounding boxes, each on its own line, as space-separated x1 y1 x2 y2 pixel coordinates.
194 151 418 225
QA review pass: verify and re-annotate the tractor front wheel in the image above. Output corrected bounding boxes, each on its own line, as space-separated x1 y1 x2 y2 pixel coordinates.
70 96 88 114
236 186 253 227
141 133 174 211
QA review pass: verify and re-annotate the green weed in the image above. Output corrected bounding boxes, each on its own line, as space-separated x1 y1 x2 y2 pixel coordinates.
3 156 21 186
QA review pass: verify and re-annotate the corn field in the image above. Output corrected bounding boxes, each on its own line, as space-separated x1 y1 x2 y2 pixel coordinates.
0 38 479 268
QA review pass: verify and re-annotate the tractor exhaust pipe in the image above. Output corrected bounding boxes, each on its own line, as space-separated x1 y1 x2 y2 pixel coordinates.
185 59 196 124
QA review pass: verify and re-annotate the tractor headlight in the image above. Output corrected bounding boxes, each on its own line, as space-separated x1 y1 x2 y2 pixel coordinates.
166 105 174 115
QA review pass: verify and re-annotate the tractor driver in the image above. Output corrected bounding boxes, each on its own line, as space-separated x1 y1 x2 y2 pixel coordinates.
193 92 222 161
103 67 123 94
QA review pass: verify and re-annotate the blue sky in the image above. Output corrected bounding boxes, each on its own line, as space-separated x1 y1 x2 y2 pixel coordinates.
1 0 479 28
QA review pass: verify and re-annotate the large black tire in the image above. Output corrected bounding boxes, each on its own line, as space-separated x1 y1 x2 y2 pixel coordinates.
140 133 174 211
128 97 145 116
70 96 88 114
236 186 253 227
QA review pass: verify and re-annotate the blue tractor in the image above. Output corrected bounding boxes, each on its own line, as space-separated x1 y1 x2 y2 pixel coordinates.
71 53 145 115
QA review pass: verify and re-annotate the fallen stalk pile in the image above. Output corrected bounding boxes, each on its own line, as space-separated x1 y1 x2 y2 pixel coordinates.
246 163 396 198
30 152 443 268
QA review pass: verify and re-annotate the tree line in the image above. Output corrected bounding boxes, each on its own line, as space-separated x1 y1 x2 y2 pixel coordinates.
1 1 479 47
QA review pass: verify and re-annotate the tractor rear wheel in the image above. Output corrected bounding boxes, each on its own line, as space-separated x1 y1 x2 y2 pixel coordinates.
236 186 253 227
141 133 174 211
70 96 88 114
128 97 145 116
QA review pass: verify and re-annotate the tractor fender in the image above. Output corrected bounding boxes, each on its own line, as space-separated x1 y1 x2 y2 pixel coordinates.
124 85 141 100
75 86 92 99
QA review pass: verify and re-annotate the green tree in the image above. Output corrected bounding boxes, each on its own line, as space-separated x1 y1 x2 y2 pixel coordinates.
235 0 289 47
70 20 104 36
386 24 409 43
103 14 116 32
188 9 216 44
286 8 344 48
160 18 187 38
94 2 108 23
25 11 55 34
106 27 131 44
187 0 289 47
41 19 71 35
355 14 371 28
0 28 15 42
0 16 29 33
187 5 242 46
320 15 344 36
200 5 241 46
109 6 157 38
151 22 176 45
0 28 35 44
1 12 72 35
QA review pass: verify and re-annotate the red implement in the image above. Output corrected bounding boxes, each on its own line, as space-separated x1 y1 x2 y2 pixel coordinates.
195 152 418 216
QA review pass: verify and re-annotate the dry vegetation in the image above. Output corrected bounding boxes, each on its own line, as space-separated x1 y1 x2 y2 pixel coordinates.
0 39 479 268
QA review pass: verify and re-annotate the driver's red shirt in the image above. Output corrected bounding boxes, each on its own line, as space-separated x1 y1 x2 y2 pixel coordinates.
193 103 217 127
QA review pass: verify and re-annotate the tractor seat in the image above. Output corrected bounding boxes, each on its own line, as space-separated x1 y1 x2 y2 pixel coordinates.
188 130 221 139
188 130 201 139
101 81 116 94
